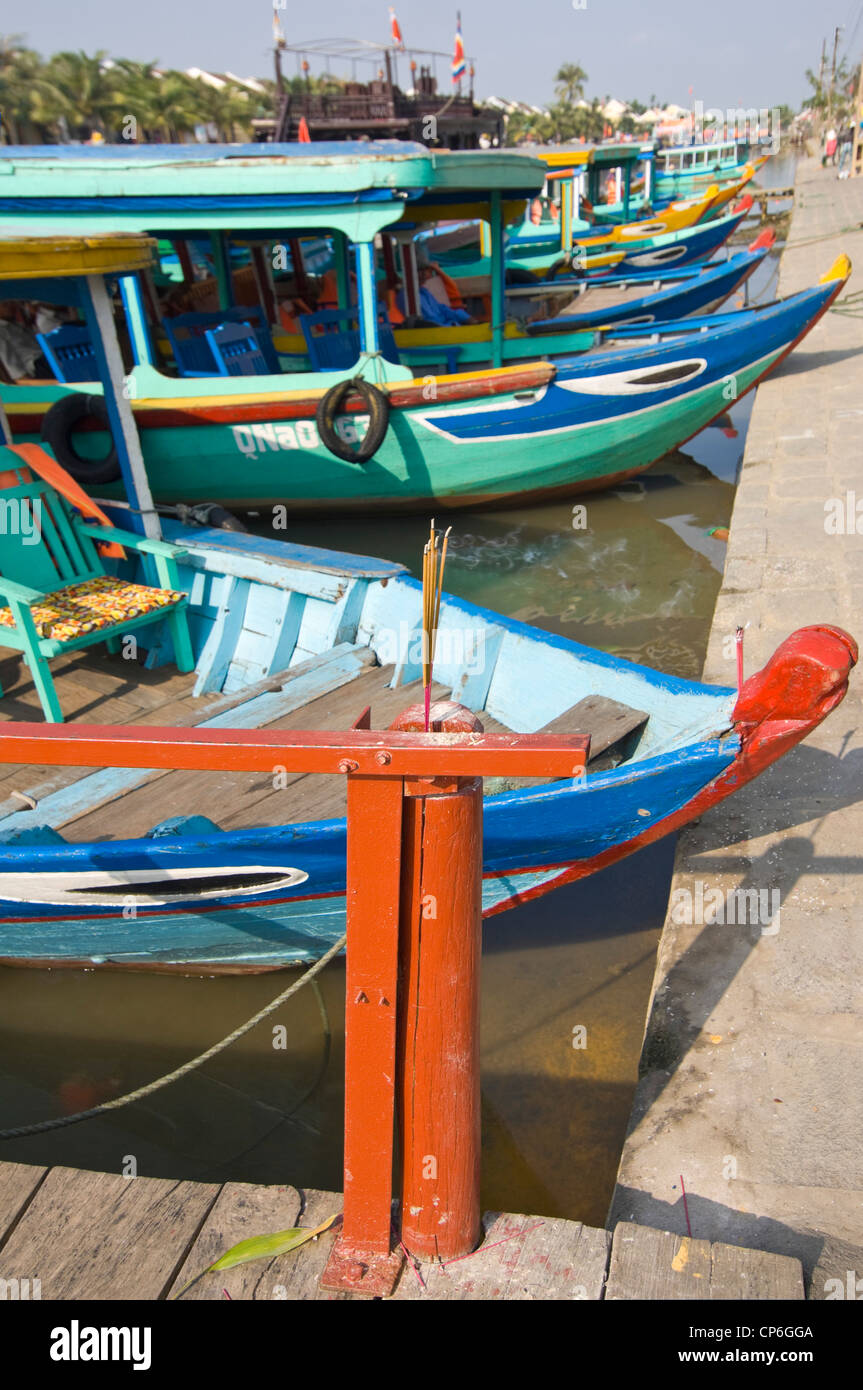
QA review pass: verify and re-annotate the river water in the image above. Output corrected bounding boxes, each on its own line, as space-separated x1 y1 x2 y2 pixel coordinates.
0 155 795 1228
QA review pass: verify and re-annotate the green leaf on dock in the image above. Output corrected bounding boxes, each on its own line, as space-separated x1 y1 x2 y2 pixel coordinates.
173 1212 339 1299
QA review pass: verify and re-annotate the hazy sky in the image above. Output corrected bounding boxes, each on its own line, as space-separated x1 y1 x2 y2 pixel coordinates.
10 0 863 111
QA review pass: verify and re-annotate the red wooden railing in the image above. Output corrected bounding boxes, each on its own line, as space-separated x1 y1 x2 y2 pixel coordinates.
0 708 589 1295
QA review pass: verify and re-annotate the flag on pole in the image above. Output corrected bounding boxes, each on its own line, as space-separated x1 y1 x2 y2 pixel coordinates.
452 15 466 83
272 4 286 48
390 8 404 48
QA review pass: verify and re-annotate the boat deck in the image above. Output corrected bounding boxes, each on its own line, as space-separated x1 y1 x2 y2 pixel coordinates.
0 644 509 842
0 639 647 844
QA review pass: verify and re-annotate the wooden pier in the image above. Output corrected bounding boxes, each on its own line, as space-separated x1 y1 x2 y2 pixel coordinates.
611 156 863 1282
0 1159 805 1300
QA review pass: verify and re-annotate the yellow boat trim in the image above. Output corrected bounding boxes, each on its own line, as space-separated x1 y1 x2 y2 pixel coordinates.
112 360 557 410
539 150 591 170
820 253 852 283
0 233 157 279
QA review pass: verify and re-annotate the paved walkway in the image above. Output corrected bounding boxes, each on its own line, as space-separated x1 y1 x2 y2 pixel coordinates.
611 158 863 1288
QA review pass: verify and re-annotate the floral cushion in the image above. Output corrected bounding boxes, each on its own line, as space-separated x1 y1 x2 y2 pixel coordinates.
0 575 186 643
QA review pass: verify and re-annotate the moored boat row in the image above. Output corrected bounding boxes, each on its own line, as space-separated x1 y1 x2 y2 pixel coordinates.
0 138 855 974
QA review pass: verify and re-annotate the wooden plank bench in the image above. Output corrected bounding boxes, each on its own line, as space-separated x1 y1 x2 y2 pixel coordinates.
484 693 648 796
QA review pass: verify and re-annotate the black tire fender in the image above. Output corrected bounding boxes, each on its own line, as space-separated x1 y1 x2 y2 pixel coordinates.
315 377 390 464
40 393 121 485
545 257 585 282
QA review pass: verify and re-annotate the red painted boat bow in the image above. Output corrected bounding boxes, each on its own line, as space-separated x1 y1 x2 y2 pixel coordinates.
485 625 857 913
730 624 857 775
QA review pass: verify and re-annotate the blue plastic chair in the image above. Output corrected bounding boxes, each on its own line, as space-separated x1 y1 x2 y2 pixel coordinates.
205 322 272 377
165 308 281 377
35 326 98 384
300 308 461 375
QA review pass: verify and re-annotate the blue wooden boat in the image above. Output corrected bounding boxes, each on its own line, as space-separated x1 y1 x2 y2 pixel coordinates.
434 199 754 281
654 140 769 192
520 238 772 333
0 516 854 972
405 259 850 502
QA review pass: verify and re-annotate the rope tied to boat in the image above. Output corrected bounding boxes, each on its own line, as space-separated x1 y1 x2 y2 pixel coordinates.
0 933 346 1141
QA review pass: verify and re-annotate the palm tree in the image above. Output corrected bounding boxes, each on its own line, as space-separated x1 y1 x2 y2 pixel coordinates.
106 58 164 141
45 50 120 138
0 36 67 142
188 77 256 142
136 71 202 143
554 63 588 106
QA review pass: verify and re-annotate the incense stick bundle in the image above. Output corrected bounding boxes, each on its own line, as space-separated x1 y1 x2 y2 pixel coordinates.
421 519 452 730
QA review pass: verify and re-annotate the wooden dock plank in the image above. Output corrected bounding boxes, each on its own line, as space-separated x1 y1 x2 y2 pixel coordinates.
392 1211 611 1301
259 1188 350 1301
0 1163 811 1300
605 1222 804 1300
0 1161 47 1249
0 1166 221 1300
606 1224 712 1300
708 1238 805 1300
172 1186 350 1301
170 1182 304 1301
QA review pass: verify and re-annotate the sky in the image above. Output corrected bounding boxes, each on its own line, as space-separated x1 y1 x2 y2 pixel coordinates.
9 0 863 112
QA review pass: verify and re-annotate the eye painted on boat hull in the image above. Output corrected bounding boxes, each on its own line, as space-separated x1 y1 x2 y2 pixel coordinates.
557 358 708 396
0 865 309 907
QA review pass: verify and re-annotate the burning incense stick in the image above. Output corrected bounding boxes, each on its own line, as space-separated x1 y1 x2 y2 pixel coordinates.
421 519 452 731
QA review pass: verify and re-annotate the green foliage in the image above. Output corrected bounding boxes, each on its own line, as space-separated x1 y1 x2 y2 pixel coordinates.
554 63 588 106
0 37 271 144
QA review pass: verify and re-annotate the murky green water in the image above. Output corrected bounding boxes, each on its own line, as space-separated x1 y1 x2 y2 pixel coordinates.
0 169 793 1227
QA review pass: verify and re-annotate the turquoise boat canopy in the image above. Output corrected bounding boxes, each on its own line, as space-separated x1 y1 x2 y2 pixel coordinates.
0 141 546 237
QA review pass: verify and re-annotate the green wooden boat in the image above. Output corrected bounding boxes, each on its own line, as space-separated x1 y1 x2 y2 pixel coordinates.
0 142 840 513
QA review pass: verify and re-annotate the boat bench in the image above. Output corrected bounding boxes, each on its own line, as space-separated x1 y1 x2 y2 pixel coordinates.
484 693 648 796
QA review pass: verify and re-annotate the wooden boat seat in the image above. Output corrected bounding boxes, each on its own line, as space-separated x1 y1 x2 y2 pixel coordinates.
0 450 195 723
164 308 281 378
483 694 648 796
35 325 98 384
300 309 461 375
205 321 273 377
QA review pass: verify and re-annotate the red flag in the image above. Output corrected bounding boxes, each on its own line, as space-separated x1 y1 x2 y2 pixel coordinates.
390 8 404 47
452 16 466 83
298 116 311 143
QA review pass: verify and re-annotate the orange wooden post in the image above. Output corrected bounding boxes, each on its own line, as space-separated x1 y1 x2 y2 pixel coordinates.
398 775 483 1259
321 773 405 1296
392 700 484 1260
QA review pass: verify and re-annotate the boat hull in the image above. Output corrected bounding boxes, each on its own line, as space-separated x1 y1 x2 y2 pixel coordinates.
2 272 843 513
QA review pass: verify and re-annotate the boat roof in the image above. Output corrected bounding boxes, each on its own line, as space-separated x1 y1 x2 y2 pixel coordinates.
0 140 430 162
661 138 745 155
509 142 654 171
0 141 546 236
